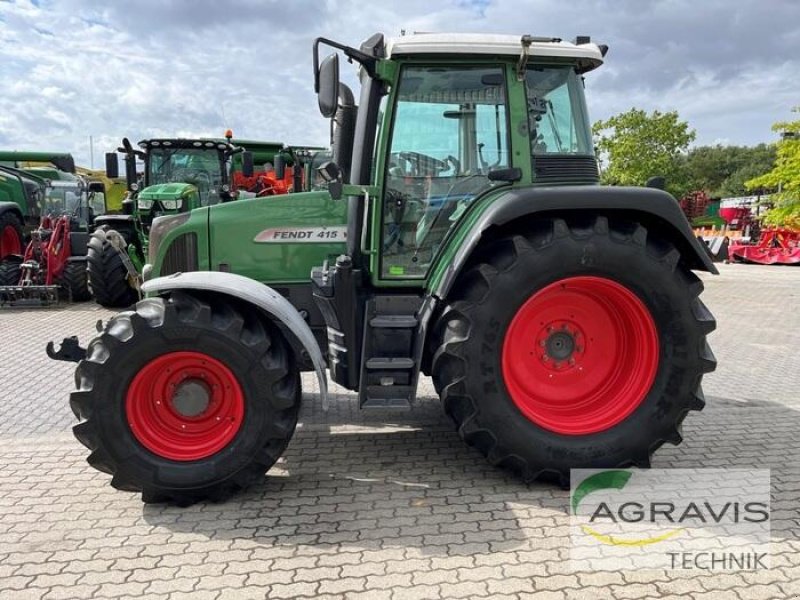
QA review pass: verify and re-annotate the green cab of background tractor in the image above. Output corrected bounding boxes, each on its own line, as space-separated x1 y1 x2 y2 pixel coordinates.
56 32 718 505
0 151 80 262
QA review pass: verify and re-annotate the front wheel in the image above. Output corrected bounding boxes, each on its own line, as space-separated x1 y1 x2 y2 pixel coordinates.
0 256 22 286
86 227 139 308
58 260 91 302
70 291 301 504
431 216 717 484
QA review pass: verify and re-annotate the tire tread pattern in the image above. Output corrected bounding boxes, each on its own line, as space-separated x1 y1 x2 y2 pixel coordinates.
430 216 717 485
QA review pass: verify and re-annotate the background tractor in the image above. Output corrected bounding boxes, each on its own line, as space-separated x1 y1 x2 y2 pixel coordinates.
0 151 78 262
57 32 717 505
87 137 321 308
0 173 107 304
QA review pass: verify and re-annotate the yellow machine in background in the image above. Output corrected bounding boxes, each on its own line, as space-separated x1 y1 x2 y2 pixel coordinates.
75 168 126 213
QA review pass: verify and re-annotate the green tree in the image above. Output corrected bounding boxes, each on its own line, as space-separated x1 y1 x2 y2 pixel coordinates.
746 108 800 228
593 108 696 197
684 144 775 197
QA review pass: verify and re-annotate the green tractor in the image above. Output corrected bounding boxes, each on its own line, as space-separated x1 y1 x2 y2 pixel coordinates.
0 152 77 261
87 136 294 307
55 32 717 504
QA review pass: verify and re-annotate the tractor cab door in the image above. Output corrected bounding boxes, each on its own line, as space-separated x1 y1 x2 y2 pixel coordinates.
374 64 512 282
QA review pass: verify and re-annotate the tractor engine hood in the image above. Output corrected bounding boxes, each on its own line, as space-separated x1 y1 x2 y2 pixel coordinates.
138 182 196 201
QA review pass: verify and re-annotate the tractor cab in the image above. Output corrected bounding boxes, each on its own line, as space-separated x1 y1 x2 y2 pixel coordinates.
136 138 240 220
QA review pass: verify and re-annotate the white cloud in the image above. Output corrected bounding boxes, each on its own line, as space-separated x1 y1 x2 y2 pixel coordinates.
0 0 797 166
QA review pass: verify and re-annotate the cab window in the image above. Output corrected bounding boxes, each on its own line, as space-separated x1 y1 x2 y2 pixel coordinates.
381 65 509 279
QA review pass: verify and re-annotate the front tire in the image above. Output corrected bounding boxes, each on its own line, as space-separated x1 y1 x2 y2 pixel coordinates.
58 261 91 301
86 227 139 308
0 256 22 286
431 216 717 484
70 291 301 504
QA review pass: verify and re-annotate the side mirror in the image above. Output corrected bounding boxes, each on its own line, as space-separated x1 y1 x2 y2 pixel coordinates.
317 54 340 119
88 181 105 194
646 176 665 190
274 154 286 180
105 153 119 179
241 151 254 178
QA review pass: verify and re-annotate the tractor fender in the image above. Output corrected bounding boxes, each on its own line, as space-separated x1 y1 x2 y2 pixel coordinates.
141 271 329 405
433 185 718 299
0 201 24 220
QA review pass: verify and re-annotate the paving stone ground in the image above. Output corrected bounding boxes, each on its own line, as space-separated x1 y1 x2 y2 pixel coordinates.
0 263 798 600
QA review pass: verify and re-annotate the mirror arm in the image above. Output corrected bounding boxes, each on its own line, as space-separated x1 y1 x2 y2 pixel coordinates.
313 37 377 91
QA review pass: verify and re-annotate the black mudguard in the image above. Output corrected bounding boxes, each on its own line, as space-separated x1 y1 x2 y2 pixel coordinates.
0 201 23 220
434 185 718 299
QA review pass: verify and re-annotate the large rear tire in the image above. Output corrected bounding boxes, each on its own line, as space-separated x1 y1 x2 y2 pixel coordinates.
430 216 717 484
0 212 24 260
58 261 91 302
86 227 139 308
70 291 301 504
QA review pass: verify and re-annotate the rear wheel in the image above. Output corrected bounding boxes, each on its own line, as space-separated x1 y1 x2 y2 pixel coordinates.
0 256 22 286
70 291 301 504
58 261 91 302
0 212 24 260
431 216 717 484
86 227 139 308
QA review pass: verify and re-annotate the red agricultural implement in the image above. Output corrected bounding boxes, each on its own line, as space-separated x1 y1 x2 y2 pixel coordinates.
233 168 294 197
0 214 89 305
728 228 800 265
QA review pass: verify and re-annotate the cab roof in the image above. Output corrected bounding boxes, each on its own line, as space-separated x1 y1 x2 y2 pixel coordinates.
385 32 605 72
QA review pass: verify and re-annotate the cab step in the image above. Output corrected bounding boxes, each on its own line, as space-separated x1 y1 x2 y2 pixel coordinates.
358 295 424 409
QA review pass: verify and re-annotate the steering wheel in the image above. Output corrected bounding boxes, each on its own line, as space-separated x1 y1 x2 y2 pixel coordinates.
174 169 211 187
397 151 449 177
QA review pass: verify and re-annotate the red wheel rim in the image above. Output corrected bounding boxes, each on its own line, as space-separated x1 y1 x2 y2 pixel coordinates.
501 276 659 435
0 225 22 257
126 351 245 461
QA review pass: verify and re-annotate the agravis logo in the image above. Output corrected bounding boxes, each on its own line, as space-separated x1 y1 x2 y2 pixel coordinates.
572 470 683 546
570 469 771 571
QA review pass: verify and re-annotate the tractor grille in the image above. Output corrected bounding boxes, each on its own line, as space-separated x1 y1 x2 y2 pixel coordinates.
161 233 198 276
533 155 600 185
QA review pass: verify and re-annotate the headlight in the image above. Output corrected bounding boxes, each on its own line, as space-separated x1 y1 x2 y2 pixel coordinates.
148 212 192 264
160 199 181 211
137 198 154 210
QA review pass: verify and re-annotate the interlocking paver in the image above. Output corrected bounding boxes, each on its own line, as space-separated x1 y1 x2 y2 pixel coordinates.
0 263 798 600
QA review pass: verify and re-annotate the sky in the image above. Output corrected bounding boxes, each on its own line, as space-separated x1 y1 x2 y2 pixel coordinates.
0 0 798 167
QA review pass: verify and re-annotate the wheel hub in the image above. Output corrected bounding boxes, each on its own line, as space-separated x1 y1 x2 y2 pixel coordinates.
171 379 211 418
125 351 245 461
538 320 586 370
